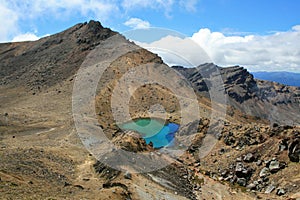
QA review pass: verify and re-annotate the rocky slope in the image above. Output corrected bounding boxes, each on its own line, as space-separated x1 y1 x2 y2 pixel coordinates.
0 21 299 200
173 63 300 125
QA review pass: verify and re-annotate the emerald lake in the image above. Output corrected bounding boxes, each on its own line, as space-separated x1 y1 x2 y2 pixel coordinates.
120 118 180 148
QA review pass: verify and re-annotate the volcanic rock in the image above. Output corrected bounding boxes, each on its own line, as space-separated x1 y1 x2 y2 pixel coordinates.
269 160 280 173
259 167 270 178
289 139 300 162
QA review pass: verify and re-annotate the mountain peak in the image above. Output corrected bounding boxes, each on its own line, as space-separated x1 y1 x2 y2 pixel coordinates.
0 20 116 89
86 20 104 32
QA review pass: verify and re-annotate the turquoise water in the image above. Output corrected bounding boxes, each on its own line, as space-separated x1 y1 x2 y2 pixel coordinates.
120 118 180 148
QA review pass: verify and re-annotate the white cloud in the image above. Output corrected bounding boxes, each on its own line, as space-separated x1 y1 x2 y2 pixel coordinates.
135 26 300 72
0 0 118 42
124 18 150 29
12 33 39 42
122 0 174 11
179 0 199 12
191 27 300 72
191 28 254 66
0 0 201 42
4 0 192 22
0 3 19 42
136 35 210 66
5 0 117 21
292 25 300 32
122 0 197 16
122 0 153 9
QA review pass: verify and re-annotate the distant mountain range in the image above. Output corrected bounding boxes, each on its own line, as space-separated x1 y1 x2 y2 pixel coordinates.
252 71 300 87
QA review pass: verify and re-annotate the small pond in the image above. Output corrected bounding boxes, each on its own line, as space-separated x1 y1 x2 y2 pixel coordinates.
120 118 180 148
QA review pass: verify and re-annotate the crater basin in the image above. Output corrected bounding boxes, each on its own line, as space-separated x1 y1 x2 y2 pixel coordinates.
120 118 180 148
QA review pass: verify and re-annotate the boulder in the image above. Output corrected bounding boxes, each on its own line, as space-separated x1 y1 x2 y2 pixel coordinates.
237 178 247 187
256 160 262 166
289 139 300 162
265 185 276 194
246 183 256 190
235 162 251 178
124 171 132 180
243 153 255 162
236 157 242 162
276 188 286 196
278 139 289 152
259 167 270 178
269 160 280 173
224 134 236 146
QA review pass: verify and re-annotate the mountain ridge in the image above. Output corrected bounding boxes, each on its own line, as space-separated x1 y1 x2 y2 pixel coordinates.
173 63 300 125
252 71 300 87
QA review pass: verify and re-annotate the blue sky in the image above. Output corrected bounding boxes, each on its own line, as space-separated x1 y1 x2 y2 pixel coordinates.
1 0 300 72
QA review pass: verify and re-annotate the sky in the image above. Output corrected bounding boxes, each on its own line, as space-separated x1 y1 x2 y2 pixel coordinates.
1 0 300 72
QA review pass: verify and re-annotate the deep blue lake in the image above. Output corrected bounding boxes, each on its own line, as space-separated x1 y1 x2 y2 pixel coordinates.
120 118 180 148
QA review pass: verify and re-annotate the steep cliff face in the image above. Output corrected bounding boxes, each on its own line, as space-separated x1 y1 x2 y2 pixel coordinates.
173 63 300 125
221 66 257 103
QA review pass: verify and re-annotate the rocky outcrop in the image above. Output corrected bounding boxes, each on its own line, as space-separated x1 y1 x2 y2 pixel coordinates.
112 131 151 153
173 63 300 125
289 138 300 162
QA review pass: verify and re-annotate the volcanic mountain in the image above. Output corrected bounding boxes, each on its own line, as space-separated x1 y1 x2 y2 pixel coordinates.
173 64 300 125
0 21 299 200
